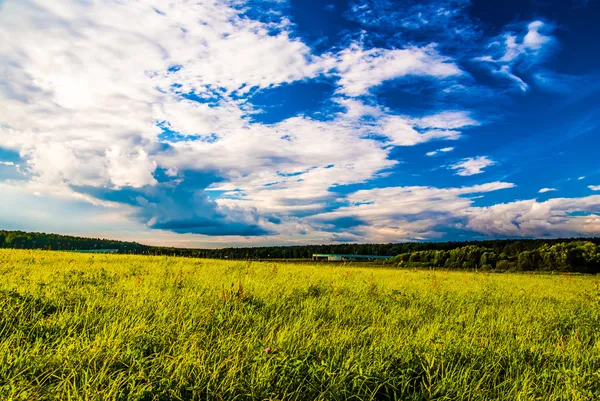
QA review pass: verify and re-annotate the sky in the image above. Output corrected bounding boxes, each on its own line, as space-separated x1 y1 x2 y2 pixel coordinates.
1 0 600 247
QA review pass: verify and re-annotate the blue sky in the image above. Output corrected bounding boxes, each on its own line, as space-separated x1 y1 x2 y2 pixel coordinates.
0 0 599 247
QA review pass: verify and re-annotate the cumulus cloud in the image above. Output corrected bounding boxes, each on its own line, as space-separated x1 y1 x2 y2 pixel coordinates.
589 185 600 191
308 183 600 242
1 0 594 245
0 0 330 188
205 115 473 221
449 156 495 176
105 149 158 189
466 196 600 237
0 0 481 238
310 182 516 241
538 187 557 193
189 98 478 213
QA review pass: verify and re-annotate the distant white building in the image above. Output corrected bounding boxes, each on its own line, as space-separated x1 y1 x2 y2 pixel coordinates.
312 254 392 262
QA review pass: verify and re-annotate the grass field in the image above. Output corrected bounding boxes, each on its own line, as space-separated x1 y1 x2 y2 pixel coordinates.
1 249 599 400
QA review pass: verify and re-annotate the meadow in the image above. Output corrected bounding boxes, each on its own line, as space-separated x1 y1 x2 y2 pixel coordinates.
1 249 599 400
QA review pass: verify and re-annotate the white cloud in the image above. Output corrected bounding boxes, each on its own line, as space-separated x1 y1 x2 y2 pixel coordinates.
9 0 588 245
0 161 15 166
495 65 529 92
334 44 463 96
309 182 515 241
0 0 332 191
449 156 495 176
105 148 157 189
426 147 454 157
347 0 478 46
579 176 586 180
466 196 600 237
523 21 554 51
538 187 556 193
307 183 600 242
183 99 477 214
380 117 462 146
412 111 477 130
0 0 473 211
163 103 396 196
589 185 600 191
333 104 476 148
475 20 557 91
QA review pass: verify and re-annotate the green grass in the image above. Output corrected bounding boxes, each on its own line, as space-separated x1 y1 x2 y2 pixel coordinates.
1 249 599 400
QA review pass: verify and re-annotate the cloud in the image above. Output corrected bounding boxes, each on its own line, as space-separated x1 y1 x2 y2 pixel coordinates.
449 156 495 176
0 181 140 235
412 111 478 130
0 161 15 166
348 0 479 45
310 181 516 241
532 71 583 93
426 147 455 157
334 43 463 96
538 187 557 193
308 183 600 241
579 176 586 180
522 21 554 51
0 0 335 232
466 196 600 237
380 117 462 146
2 0 593 245
190 99 478 214
0 0 479 237
475 20 558 91
0 0 333 189
106 149 158 189
589 185 600 191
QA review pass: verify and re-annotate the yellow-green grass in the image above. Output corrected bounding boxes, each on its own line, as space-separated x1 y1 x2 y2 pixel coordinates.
1 249 599 401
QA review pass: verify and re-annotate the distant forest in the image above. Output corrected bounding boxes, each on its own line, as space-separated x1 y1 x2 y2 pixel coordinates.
1 230 600 273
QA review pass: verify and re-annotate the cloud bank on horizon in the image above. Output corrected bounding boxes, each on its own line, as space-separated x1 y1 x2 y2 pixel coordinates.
0 0 600 246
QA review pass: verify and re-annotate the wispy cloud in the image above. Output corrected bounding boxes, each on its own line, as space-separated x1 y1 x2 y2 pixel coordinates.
538 187 557 193
475 20 558 92
449 156 495 176
333 43 463 96
348 0 479 45
412 111 478 129
589 185 600 191
426 147 455 157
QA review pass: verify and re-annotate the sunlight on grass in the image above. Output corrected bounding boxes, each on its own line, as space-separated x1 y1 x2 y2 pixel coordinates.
1 249 599 400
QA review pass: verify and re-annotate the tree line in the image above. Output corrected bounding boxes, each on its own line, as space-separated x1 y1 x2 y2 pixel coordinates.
388 242 600 273
0 230 146 253
1 229 599 273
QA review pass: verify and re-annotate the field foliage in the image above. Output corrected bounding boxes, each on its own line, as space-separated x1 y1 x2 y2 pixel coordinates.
1 250 600 400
